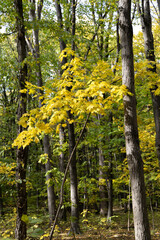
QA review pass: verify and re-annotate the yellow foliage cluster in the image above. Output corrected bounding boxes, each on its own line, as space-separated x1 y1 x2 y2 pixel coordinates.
0 162 31 189
13 50 131 149
99 178 107 186
0 162 16 184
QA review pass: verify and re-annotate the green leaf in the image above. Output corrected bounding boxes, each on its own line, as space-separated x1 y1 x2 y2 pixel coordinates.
21 214 29 224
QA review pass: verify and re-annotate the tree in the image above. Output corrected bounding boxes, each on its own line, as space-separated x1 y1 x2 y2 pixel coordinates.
28 0 56 222
137 0 160 166
157 0 160 16
14 0 28 239
55 0 80 233
3 1 160 239
119 0 151 239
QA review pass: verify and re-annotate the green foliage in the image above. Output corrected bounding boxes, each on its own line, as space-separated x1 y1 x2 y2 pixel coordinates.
1 0 160 239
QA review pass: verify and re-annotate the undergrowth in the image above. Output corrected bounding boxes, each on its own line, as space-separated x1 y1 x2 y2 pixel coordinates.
0 208 160 240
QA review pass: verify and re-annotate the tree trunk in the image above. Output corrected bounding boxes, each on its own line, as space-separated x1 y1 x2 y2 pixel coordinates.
107 158 113 220
98 148 108 216
68 1 80 233
59 125 65 173
29 0 56 221
119 1 151 240
138 0 160 166
59 125 67 220
98 114 108 217
107 112 113 220
157 0 160 16
43 135 56 221
14 0 28 239
55 0 80 233
67 116 80 233
29 0 43 89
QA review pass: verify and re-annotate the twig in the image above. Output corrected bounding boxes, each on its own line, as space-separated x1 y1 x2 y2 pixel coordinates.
49 114 90 240
84 11 108 61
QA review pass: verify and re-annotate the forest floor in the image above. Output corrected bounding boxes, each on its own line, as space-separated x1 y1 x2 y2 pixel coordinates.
52 208 160 240
0 208 160 239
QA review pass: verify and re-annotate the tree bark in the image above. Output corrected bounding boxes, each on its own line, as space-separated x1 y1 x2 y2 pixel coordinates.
29 0 56 221
49 114 90 240
55 0 80 233
97 114 108 217
68 0 80 233
67 112 80 233
119 0 151 240
107 113 113 220
14 0 28 239
107 156 113 220
59 125 65 173
138 0 160 166
43 135 56 221
157 0 160 16
98 148 108 216
59 125 67 220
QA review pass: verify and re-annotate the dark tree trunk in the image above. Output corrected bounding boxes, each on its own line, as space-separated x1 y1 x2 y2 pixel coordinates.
113 16 120 75
15 147 28 240
14 0 28 239
29 0 43 89
29 0 56 221
138 0 160 166
119 0 151 240
55 0 67 66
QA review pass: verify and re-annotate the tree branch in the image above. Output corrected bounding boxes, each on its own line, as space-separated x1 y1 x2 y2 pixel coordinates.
49 114 90 240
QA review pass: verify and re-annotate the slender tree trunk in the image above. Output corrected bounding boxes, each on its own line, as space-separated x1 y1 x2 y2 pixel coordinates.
55 0 67 65
107 113 113 220
29 0 56 221
55 0 80 233
107 156 113 220
67 113 80 233
14 0 28 239
68 0 80 233
49 115 90 240
97 115 108 217
43 135 56 221
138 0 160 166
98 148 108 216
59 125 65 173
59 125 67 220
157 0 160 16
113 15 120 75
29 0 43 89
119 1 151 240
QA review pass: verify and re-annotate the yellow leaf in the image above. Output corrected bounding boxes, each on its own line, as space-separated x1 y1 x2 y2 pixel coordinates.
19 89 27 94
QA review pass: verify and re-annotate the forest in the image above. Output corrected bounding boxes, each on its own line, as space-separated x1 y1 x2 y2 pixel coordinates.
0 0 160 239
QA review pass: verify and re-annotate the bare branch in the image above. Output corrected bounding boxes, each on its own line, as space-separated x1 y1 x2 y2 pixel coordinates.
49 114 90 240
